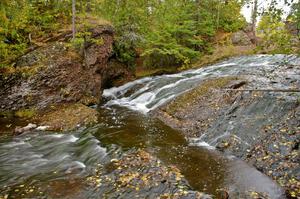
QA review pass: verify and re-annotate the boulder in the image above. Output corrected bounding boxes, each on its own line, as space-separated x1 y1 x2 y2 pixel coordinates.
231 31 252 46
285 21 299 37
14 123 37 135
38 103 98 131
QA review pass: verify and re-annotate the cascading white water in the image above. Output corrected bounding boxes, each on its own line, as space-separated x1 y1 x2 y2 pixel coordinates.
103 54 299 113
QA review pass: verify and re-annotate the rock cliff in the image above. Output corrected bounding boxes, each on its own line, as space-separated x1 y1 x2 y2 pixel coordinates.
0 24 133 131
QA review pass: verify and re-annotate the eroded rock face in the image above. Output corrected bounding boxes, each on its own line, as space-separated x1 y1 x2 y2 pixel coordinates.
0 25 114 112
0 25 133 131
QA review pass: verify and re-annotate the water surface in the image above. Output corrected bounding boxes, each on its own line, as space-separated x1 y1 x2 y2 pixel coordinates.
1 54 297 198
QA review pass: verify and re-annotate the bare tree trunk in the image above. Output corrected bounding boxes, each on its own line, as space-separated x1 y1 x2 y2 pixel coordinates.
216 0 221 31
251 0 258 44
195 0 201 26
72 0 76 40
80 0 83 12
86 0 91 13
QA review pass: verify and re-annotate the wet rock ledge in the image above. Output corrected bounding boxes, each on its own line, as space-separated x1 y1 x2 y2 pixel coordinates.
154 68 300 198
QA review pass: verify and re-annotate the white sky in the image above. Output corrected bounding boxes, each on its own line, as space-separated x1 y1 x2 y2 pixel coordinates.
241 0 299 22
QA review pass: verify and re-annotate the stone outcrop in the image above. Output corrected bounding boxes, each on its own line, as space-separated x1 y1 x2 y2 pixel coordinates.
285 21 299 37
231 24 257 46
0 24 133 131
231 31 253 46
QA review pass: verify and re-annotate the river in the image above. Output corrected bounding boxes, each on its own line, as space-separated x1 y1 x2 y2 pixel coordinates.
1 54 299 198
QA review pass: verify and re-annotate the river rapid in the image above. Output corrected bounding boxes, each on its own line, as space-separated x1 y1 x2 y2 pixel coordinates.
1 54 299 198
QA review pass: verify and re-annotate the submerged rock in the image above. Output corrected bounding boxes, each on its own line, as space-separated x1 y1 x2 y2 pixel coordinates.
14 123 37 135
0 150 211 199
85 150 212 199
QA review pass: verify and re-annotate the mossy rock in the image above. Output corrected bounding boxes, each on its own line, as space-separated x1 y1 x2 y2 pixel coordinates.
15 109 37 118
38 103 98 131
165 77 238 116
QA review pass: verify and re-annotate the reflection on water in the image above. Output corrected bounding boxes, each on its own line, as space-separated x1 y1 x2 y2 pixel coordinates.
96 106 227 195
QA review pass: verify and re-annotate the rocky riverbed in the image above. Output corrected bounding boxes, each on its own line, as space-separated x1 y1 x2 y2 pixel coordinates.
153 59 300 198
0 54 299 199
0 149 210 199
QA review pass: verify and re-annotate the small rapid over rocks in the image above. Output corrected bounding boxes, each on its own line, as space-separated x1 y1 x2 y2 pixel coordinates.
103 54 299 113
0 54 299 198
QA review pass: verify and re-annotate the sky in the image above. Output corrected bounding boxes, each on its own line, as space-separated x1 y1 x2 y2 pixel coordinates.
241 0 299 22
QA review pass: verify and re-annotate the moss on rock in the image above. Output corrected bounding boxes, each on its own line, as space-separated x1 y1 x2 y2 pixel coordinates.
15 109 37 118
165 77 238 116
38 103 98 131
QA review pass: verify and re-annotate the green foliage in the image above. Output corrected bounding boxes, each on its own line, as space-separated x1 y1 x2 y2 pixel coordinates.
257 14 293 54
0 0 72 65
218 1 247 32
141 1 201 68
97 0 148 67
96 0 246 68
289 2 300 38
15 108 36 118
70 37 85 51
0 0 248 68
113 40 137 68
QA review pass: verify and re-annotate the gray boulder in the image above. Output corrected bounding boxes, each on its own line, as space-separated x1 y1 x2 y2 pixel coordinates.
231 31 252 46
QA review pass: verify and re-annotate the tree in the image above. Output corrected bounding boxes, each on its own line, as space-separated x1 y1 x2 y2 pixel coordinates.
0 0 258 68
251 0 258 43
72 0 76 40
257 12 293 54
288 2 300 38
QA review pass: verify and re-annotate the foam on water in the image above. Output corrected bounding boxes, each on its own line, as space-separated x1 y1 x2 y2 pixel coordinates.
103 54 300 114
191 141 216 150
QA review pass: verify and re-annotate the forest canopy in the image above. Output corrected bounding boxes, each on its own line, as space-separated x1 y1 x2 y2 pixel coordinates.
0 0 299 68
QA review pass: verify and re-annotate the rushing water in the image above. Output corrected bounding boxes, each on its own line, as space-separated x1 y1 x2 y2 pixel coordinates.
103 54 299 113
1 54 299 198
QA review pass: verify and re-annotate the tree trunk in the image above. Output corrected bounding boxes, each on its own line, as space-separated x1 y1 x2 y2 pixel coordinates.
216 0 221 31
72 0 76 40
86 0 91 13
251 0 258 44
80 0 83 12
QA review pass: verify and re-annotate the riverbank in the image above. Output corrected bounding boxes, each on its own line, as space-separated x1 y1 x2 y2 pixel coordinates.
153 56 300 198
135 29 257 78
